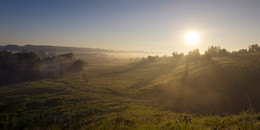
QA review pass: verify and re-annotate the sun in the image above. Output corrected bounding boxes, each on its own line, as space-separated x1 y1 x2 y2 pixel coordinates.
185 32 199 45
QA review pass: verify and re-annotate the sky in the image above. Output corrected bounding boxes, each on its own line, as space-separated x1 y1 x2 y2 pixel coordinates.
1 0 260 53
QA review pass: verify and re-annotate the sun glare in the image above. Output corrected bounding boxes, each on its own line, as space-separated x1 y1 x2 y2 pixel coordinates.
185 32 199 45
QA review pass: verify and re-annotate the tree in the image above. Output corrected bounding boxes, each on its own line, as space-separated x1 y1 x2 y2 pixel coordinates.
248 44 260 52
0 51 41 85
172 52 184 58
238 49 247 54
0 51 88 85
205 46 229 57
205 46 221 57
188 49 200 56
147 55 156 63
218 49 228 56
187 49 201 61
172 52 178 57
15 52 40 71
72 59 85 72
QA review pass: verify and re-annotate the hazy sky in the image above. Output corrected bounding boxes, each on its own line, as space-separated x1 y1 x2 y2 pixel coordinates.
1 0 260 53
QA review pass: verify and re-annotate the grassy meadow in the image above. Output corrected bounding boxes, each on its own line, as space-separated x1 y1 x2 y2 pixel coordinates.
1 52 260 129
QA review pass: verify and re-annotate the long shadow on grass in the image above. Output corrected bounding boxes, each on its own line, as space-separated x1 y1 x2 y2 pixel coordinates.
171 59 251 114
100 62 146 77
128 59 184 90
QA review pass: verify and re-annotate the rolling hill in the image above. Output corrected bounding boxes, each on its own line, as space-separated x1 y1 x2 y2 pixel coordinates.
1 53 260 129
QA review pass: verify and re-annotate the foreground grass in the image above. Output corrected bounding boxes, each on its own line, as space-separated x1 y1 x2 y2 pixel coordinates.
1 55 260 129
88 111 260 129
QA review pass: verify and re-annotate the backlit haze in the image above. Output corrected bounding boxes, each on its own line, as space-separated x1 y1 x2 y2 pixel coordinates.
1 0 260 54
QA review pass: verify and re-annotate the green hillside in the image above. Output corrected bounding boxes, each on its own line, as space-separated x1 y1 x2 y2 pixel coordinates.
1 53 260 129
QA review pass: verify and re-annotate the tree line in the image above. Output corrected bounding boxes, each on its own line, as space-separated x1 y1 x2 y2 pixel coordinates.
140 44 260 63
0 51 86 86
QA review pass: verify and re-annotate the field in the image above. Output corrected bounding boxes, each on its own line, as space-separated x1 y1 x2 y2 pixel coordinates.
1 53 260 129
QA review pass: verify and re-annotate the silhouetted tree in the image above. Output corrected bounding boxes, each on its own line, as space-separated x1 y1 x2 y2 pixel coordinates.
238 49 247 54
0 51 41 85
187 49 201 61
205 46 229 57
172 52 184 58
231 51 238 55
72 59 85 72
248 44 260 52
0 51 87 85
205 46 221 57
147 55 156 63
218 48 228 56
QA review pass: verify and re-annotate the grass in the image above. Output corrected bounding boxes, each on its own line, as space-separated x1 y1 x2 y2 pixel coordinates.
1 54 260 129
